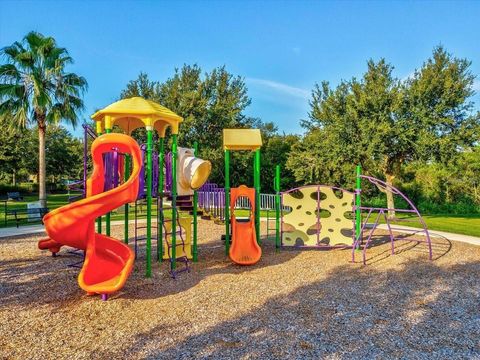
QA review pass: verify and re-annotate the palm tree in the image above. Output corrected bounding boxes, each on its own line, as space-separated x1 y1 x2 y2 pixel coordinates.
0 31 87 207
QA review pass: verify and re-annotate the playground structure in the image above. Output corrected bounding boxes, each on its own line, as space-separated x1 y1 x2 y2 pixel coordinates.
37 97 433 301
39 97 212 299
223 129 263 265
196 164 433 265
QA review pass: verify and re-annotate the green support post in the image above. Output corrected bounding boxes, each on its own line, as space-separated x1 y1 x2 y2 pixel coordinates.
275 164 281 250
254 149 261 244
355 165 362 249
105 128 112 236
171 134 178 270
157 137 165 262
96 131 102 234
124 154 130 244
193 141 199 262
224 149 231 256
145 128 153 277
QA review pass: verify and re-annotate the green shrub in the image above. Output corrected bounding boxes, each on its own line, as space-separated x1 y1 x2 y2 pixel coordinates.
0 182 35 195
417 200 480 215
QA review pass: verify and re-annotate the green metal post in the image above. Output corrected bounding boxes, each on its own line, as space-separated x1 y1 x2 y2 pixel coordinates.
157 137 165 262
105 128 112 236
171 134 178 270
355 165 362 248
254 149 261 244
224 149 231 256
275 164 281 250
193 141 199 262
124 154 130 244
96 131 102 234
146 128 153 277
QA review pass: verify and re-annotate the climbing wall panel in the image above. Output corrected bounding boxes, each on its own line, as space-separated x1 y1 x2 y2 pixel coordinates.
318 187 354 246
282 187 318 246
281 185 354 247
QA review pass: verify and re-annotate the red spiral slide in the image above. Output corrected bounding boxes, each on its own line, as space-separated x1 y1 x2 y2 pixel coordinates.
38 133 142 299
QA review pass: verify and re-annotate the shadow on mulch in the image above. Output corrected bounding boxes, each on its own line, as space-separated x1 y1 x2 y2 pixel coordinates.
0 230 452 309
0 234 299 307
353 231 452 266
120 234 301 301
96 260 480 359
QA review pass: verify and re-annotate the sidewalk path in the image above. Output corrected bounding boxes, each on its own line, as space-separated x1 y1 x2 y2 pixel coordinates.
373 224 480 246
0 224 46 239
0 219 148 239
1 220 480 246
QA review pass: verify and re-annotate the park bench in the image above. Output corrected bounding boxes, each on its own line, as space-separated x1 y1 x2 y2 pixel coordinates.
7 192 23 201
6 207 49 228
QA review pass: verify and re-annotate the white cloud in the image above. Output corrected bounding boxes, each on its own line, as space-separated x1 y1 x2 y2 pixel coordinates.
247 78 310 99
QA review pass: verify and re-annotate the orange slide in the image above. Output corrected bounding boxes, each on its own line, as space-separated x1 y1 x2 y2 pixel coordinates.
229 185 262 265
38 133 142 299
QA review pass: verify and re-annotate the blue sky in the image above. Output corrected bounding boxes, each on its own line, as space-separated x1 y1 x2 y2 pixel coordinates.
1 0 479 137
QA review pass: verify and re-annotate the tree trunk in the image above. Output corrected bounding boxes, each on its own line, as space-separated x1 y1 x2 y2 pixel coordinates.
385 172 396 219
38 122 47 208
12 169 16 186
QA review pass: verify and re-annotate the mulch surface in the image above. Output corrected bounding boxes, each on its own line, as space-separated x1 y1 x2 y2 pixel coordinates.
1 220 479 359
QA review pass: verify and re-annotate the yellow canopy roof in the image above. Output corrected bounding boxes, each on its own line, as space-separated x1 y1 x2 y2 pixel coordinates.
223 129 263 151
91 97 183 136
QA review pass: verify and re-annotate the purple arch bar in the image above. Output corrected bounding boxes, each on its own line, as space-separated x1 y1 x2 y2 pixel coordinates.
351 175 432 264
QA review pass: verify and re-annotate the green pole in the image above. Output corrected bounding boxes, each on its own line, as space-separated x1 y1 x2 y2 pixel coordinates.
275 164 281 250
146 128 153 277
193 141 199 262
355 164 362 248
105 128 112 236
171 134 178 270
124 154 130 244
96 131 102 234
254 149 261 244
224 149 230 256
157 137 165 262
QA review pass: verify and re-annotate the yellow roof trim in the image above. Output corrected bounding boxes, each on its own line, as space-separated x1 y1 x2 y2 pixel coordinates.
91 97 183 135
223 129 263 151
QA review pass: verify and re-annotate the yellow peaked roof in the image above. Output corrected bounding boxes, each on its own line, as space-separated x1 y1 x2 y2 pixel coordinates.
223 129 263 151
91 97 183 136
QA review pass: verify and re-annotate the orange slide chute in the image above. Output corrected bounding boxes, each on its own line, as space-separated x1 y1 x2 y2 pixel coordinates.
38 133 142 298
229 185 262 265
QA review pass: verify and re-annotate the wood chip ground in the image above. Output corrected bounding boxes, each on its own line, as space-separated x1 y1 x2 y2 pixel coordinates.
1 220 479 359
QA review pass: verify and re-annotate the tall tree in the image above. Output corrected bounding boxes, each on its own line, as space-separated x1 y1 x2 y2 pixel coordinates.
0 127 28 185
0 31 87 207
22 125 84 184
120 66 254 185
290 47 479 218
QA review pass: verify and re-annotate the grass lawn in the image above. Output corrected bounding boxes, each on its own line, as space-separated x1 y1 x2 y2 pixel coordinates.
390 213 480 237
1 192 480 237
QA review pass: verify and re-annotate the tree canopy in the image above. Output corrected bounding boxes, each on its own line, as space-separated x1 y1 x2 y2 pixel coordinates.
0 31 87 206
289 46 479 216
